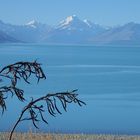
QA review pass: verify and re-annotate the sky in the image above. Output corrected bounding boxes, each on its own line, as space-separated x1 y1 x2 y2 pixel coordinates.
0 0 140 26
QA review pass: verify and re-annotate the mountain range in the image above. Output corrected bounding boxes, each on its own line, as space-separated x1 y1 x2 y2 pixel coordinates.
0 15 140 45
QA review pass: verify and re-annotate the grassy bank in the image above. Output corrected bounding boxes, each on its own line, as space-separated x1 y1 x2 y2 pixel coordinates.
1 133 140 140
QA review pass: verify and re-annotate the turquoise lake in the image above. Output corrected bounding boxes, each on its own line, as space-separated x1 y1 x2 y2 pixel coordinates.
0 44 140 134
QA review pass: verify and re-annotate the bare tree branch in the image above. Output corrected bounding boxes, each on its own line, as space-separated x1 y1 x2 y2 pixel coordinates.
0 60 46 84
9 90 86 140
0 92 7 114
0 61 46 113
0 61 86 140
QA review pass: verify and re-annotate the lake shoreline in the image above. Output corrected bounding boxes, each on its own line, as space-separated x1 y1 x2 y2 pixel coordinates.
1 132 140 140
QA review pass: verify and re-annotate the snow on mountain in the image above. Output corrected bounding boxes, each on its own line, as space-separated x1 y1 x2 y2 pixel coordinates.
25 20 39 28
0 19 52 43
25 20 50 30
83 19 92 28
0 16 110 44
58 15 76 28
56 15 93 31
43 15 106 44
0 16 140 44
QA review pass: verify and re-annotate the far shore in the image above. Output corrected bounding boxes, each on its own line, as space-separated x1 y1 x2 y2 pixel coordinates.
1 132 140 140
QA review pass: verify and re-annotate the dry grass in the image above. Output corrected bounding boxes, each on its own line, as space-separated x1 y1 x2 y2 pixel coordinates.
0 132 140 140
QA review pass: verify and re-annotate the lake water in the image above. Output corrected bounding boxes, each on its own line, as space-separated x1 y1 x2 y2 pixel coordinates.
0 44 140 134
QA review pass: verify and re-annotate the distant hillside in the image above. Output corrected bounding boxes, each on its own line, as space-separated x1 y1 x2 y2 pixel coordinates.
0 20 51 43
89 22 140 45
0 30 19 43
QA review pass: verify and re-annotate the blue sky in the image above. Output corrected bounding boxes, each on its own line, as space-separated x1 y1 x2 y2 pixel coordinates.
0 0 140 26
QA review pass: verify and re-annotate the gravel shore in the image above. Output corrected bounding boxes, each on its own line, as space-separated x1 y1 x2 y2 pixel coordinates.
1 133 140 140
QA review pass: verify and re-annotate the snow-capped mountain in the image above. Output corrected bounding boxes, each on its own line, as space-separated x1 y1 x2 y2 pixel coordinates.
0 16 140 44
56 15 106 33
43 15 106 44
22 20 52 42
0 20 51 43
25 20 50 31
56 15 91 30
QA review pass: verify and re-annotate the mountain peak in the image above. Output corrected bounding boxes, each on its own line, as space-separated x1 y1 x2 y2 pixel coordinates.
25 20 39 28
66 15 77 21
59 15 79 27
57 15 91 30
